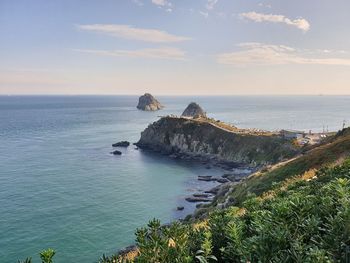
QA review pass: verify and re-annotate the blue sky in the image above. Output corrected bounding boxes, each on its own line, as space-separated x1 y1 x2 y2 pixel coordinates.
1 0 350 95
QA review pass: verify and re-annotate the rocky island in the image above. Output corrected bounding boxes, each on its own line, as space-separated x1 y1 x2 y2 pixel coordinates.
181 102 206 118
136 93 163 111
136 103 299 167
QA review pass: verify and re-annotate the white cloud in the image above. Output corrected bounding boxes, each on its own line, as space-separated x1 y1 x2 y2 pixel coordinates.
151 0 172 11
75 47 186 60
199 11 209 18
131 0 143 6
206 0 218 10
77 24 191 43
239 11 310 32
151 0 167 6
217 43 350 66
258 3 272 8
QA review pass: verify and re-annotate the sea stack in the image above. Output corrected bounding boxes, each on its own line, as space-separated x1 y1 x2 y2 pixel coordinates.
137 93 163 111
181 102 206 119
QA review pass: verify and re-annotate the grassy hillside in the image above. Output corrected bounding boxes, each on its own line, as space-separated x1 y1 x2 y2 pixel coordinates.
209 127 350 210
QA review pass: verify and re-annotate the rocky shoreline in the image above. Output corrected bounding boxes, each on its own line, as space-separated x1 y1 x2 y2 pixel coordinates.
114 160 253 260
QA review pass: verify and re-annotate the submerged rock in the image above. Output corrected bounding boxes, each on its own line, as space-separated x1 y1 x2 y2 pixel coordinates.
181 102 206 119
111 150 122 155
112 141 130 147
137 93 163 111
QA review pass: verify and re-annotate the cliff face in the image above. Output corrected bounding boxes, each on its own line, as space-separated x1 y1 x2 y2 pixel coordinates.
137 93 163 111
136 117 299 167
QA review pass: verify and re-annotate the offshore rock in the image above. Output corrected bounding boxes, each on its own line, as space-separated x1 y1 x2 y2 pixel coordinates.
112 141 130 147
137 93 163 111
181 102 206 119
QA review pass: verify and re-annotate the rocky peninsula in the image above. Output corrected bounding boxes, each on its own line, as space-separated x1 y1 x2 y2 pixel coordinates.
137 93 163 111
136 104 299 167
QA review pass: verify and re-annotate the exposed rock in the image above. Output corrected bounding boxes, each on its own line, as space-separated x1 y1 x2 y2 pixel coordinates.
112 141 130 147
137 93 163 111
222 174 237 182
205 185 222 195
111 150 122 155
185 196 212 203
193 193 210 198
181 102 206 119
197 176 229 183
216 178 229 184
117 245 138 258
198 175 215 182
177 206 184 211
136 116 299 167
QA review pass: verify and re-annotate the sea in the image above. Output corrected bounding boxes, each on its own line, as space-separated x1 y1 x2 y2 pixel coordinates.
1 95 350 262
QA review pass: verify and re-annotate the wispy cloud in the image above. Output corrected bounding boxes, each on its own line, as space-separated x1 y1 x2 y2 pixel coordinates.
199 11 209 18
239 11 310 32
206 0 218 10
258 3 272 9
74 47 186 60
151 0 168 6
217 43 350 66
151 0 173 11
131 0 144 6
77 24 191 43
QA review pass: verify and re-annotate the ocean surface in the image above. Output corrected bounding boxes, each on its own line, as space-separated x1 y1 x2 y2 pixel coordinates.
1 95 350 262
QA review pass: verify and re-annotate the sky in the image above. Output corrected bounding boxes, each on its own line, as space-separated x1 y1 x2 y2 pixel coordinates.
1 0 350 95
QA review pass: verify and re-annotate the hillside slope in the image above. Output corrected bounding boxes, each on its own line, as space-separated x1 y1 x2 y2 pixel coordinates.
197 127 350 216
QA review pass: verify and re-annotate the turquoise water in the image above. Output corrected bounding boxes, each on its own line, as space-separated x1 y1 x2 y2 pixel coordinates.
1 95 350 262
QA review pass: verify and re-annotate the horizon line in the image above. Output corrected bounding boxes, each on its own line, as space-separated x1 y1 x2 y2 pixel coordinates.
1 93 350 97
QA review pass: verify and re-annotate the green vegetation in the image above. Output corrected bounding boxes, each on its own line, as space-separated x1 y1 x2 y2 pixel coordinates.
17 258 32 263
229 127 350 206
39 249 55 263
18 249 55 263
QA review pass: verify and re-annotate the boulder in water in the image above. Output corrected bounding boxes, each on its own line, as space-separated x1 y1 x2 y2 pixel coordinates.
181 102 206 118
112 141 130 147
137 93 163 111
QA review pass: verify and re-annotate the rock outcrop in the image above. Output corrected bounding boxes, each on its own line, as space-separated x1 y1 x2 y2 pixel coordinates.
137 93 163 111
181 102 206 118
112 141 130 147
136 117 299 167
111 150 122 155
